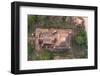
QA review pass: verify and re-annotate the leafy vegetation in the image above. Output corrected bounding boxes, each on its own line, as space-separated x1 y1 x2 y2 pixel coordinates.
75 29 87 48
28 15 37 33
30 49 54 60
28 15 74 31
28 43 34 60
36 49 54 60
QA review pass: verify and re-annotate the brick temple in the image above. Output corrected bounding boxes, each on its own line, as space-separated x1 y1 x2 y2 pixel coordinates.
35 28 73 51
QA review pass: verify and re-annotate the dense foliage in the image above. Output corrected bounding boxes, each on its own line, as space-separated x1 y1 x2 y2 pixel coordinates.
75 29 87 48
28 15 37 33
28 15 74 32
30 49 54 60
28 43 34 60
35 49 54 60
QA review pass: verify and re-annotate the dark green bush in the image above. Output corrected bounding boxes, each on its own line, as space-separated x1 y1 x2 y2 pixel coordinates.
35 49 54 60
28 43 33 60
28 15 37 33
75 29 87 48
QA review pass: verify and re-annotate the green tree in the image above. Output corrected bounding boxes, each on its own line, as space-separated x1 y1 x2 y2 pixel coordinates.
28 15 37 33
75 29 87 47
28 43 33 60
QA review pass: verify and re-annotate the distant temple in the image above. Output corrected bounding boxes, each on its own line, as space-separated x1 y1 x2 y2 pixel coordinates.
35 28 73 51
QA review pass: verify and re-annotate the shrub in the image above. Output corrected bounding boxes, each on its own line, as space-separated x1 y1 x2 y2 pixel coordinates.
28 43 34 60
75 29 87 48
35 49 54 60
28 15 37 33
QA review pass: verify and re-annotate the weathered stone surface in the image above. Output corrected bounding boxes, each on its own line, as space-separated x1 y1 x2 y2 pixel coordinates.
35 28 73 51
